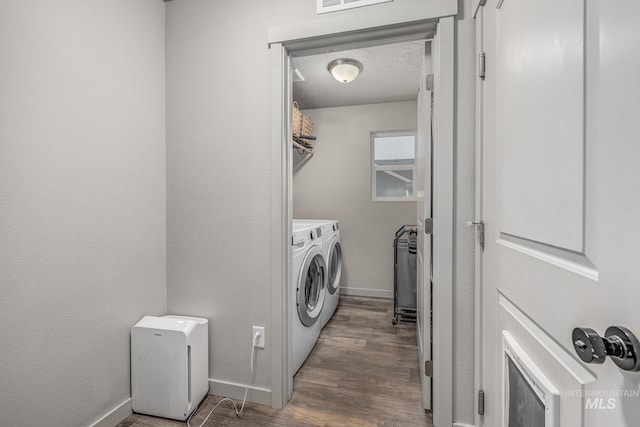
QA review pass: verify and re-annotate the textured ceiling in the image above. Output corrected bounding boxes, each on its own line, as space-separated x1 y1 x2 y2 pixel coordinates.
292 40 426 110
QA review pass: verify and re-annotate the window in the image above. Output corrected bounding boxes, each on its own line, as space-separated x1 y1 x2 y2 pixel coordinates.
371 131 416 201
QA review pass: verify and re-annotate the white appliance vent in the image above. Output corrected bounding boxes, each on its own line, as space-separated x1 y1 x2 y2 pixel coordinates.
317 0 392 15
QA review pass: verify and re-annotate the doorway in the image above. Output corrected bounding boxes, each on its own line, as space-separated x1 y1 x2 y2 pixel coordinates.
269 17 455 427
291 40 425 295
290 36 427 402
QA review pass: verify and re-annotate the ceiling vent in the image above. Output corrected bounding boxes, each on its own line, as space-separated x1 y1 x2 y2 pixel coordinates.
317 0 392 15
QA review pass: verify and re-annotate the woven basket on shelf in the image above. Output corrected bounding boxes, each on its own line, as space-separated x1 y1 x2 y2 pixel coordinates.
292 101 314 139
292 101 303 136
301 115 314 137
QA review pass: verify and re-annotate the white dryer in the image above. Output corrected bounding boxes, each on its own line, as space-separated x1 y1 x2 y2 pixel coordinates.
293 219 342 328
291 222 326 375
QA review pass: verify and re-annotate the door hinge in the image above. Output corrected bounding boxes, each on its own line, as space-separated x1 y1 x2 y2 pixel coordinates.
424 360 433 377
478 389 485 415
426 73 434 92
479 52 486 80
424 218 433 235
466 221 485 250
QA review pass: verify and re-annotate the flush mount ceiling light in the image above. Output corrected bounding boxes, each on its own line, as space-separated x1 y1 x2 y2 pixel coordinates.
327 58 363 83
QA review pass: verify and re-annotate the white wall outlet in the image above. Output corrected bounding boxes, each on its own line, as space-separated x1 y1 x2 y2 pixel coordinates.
252 326 265 349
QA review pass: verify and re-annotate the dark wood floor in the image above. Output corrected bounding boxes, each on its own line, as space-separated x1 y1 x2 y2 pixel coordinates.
118 296 431 426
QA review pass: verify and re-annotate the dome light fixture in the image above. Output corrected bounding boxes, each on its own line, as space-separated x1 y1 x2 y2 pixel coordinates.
327 58 363 83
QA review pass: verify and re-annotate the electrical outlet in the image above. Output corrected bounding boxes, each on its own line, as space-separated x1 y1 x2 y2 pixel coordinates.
252 326 265 349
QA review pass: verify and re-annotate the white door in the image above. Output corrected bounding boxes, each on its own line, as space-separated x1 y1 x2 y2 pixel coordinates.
478 1 640 426
416 40 433 411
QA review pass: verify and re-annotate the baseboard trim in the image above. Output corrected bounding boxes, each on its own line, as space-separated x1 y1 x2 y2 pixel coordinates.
453 422 476 427
89 398 132 427
208 379 272 406
340 287 393 299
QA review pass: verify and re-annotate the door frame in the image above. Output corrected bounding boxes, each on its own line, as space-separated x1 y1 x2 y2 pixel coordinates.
269 16 455 426
473 3 485 427
430 19 455 426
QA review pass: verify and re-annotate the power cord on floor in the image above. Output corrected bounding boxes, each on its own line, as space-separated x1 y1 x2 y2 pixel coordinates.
187 331 261 427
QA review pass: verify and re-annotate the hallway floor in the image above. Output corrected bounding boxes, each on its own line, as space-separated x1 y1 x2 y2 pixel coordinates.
119 295 431 426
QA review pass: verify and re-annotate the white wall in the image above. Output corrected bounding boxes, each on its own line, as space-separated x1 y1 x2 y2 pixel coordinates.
293 102 418 298
165 0 287 398
0 1 167 426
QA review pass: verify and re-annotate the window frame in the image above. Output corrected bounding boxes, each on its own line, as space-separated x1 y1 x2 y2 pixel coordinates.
370 130 418 202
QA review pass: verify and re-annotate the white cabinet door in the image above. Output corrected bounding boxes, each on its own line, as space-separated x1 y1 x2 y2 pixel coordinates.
479 1 640 426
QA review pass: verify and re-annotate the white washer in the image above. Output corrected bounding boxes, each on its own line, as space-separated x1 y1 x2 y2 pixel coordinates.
293 219 342 328
291 222 326 375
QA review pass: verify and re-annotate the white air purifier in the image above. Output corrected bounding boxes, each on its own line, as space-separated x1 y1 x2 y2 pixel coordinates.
131 315 209 420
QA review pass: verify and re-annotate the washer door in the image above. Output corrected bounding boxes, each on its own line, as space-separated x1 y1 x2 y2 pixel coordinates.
326 238 342 296
297 245 326 326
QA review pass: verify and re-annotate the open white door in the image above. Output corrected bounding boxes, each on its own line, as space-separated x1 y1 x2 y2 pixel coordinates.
478 1 640 426
416 40 433 411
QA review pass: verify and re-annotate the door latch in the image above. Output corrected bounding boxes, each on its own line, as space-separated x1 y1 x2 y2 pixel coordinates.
466 221 485 250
